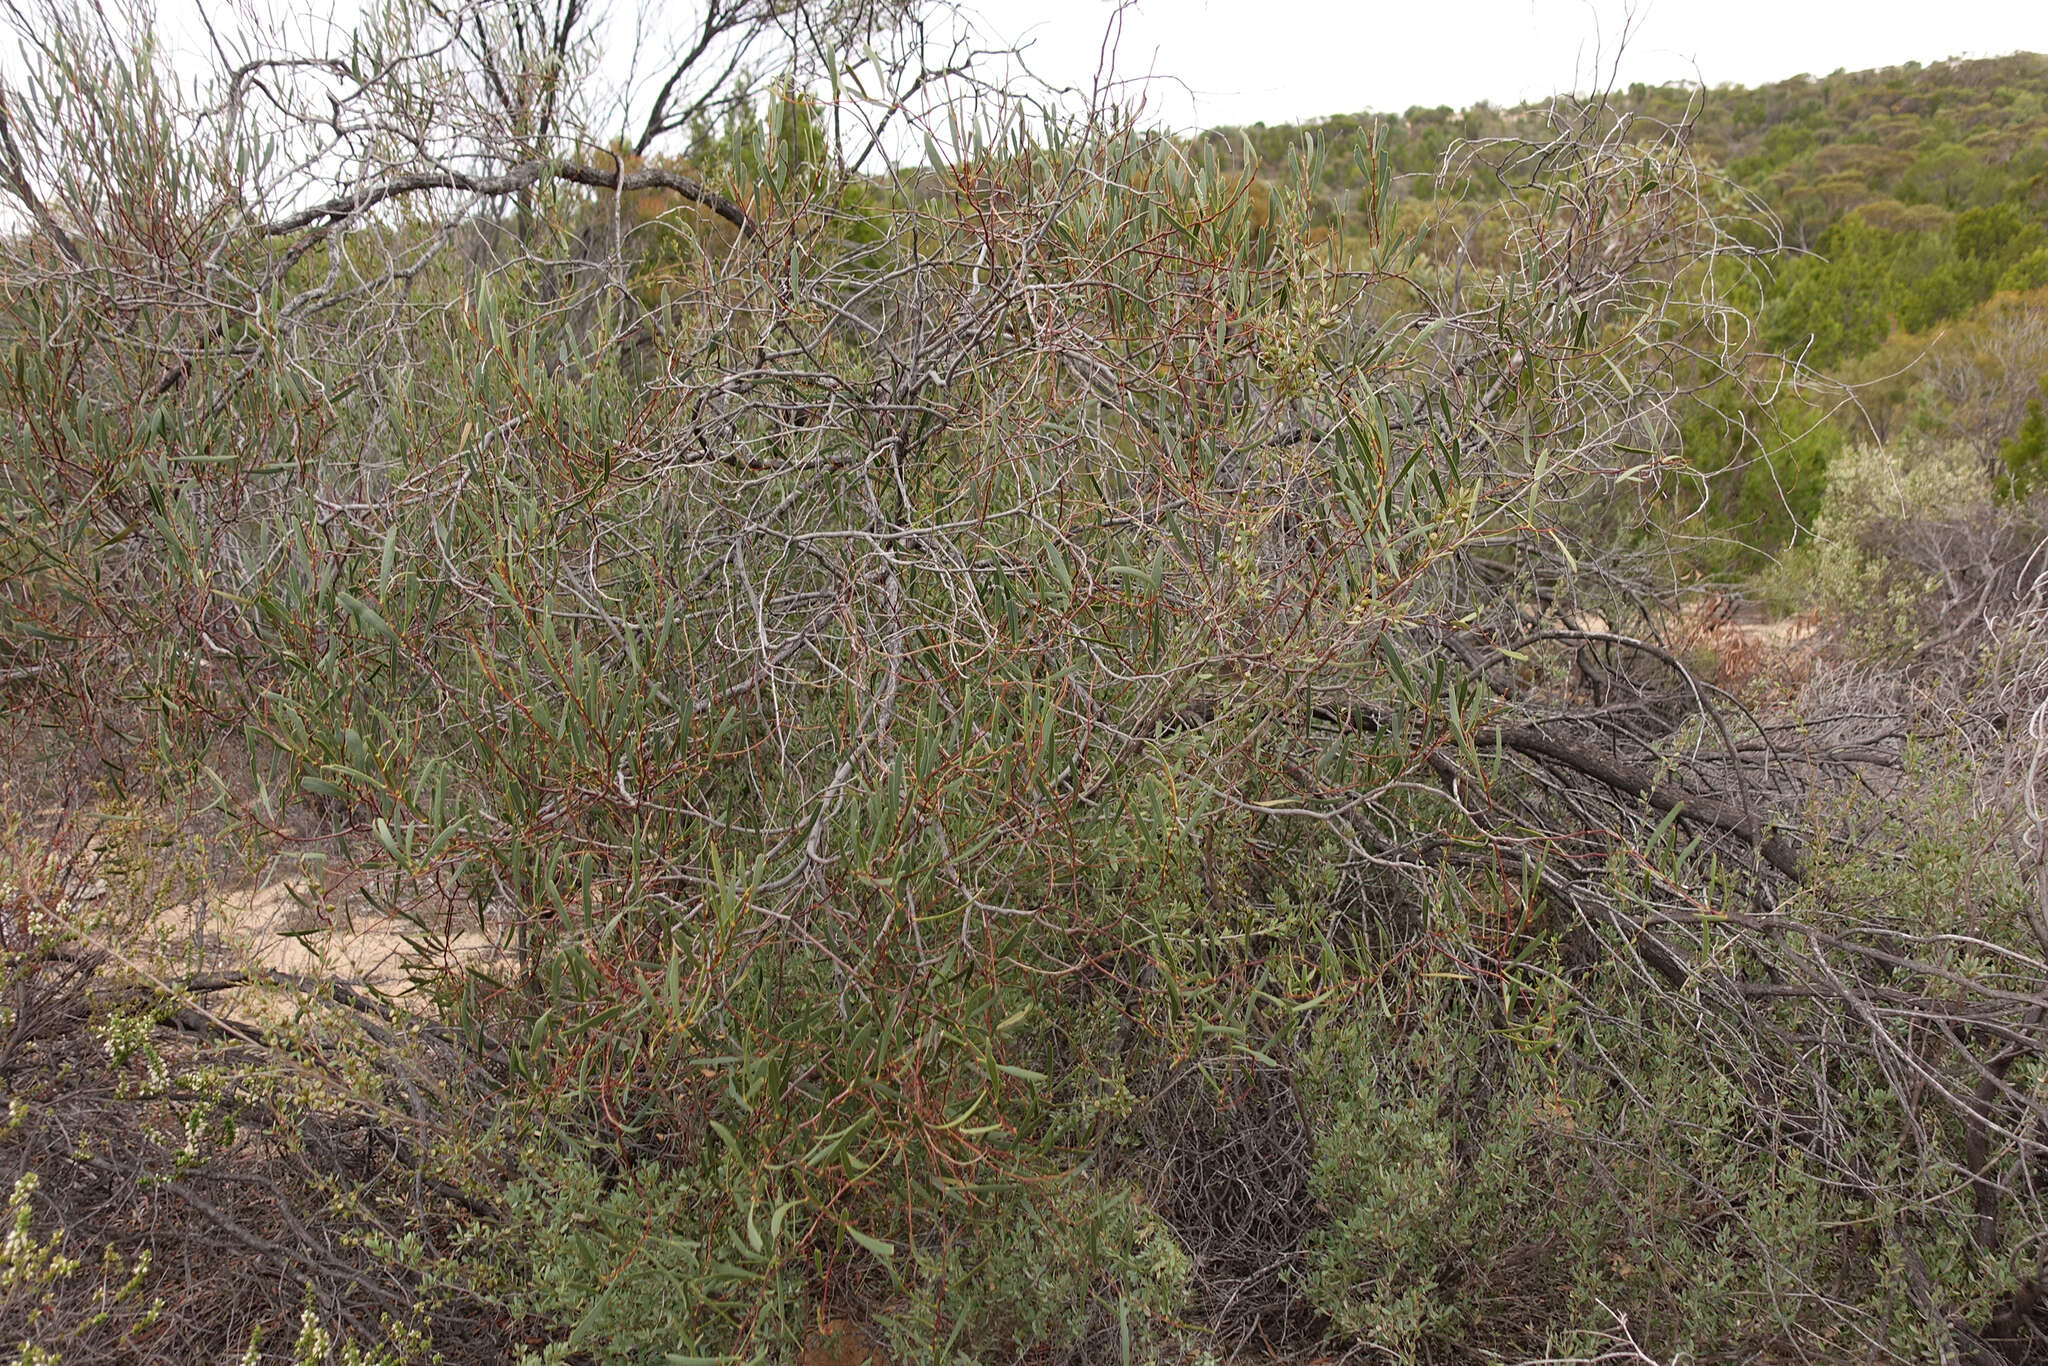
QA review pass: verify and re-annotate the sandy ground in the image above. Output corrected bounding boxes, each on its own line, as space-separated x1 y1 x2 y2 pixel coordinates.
157 873 515 1015
1669 596 1822 691
1727 613 1820 650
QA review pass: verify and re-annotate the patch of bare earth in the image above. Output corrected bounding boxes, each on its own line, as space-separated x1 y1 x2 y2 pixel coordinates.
1673 594 1822 697
156 868 515 1018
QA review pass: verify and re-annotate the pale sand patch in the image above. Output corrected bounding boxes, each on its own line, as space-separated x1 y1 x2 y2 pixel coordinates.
1673 595 1822 654
160 878 514 1020
1729 615 1820 650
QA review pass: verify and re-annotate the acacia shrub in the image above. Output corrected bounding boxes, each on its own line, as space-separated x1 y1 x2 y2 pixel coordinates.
7 3 2048 1362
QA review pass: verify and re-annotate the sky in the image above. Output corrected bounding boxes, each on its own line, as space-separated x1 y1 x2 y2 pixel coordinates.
102 0 2048 169
982 0 2048 131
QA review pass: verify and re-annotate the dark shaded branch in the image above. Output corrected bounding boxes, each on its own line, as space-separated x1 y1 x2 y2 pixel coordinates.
632 0 745 157
258 159 757 238
1173 695 1809 882
1491 722 1806 881
0 86 83 266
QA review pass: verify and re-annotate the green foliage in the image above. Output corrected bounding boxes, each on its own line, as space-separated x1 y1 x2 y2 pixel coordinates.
878 1184 1191 1366
1295 755 2042 1363
1828 284 2048 457
0 53 1800 1351
1999 390 2048 496
1215 54 2048 371
1762 205 2017 366
7 8 2048 1361
1789 434 2046 661
1202 54 2048 585
1955 202 2048 263
491 1154 809 1363
2001 244 2048 291
1300 998 1865 1362
1795 439 1972 652
1666 382 1841 566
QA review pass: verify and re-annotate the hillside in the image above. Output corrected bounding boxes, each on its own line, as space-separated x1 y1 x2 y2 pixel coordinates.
1198 54 2048 565
1213 53 2048 357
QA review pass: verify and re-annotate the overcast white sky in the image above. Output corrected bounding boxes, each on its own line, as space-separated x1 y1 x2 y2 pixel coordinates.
983 0 2048 130
126 0 2048 159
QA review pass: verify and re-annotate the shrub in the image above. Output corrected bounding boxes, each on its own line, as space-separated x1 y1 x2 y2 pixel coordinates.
6 2 2047 1362
2000 393 2048 496
1795 437 2036 654
1999 245 2048 293
1295 732 2048 1362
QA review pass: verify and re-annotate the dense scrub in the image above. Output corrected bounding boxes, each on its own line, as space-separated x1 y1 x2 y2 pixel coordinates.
1212 53 2048 563
1216 53 2048 229
3 3 2048 1364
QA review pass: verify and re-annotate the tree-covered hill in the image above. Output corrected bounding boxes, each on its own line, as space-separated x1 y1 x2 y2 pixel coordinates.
1213 52 2048 219
1200 53 2048 562
1211 53 2048 368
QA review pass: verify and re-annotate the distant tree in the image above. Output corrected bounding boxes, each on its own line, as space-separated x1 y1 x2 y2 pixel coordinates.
2002 245 2048 291
1998 388 2048 496
1765 213 1902 363
1955 202 2046 263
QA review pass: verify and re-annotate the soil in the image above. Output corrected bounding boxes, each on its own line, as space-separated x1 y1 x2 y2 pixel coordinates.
157 871 514 1016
